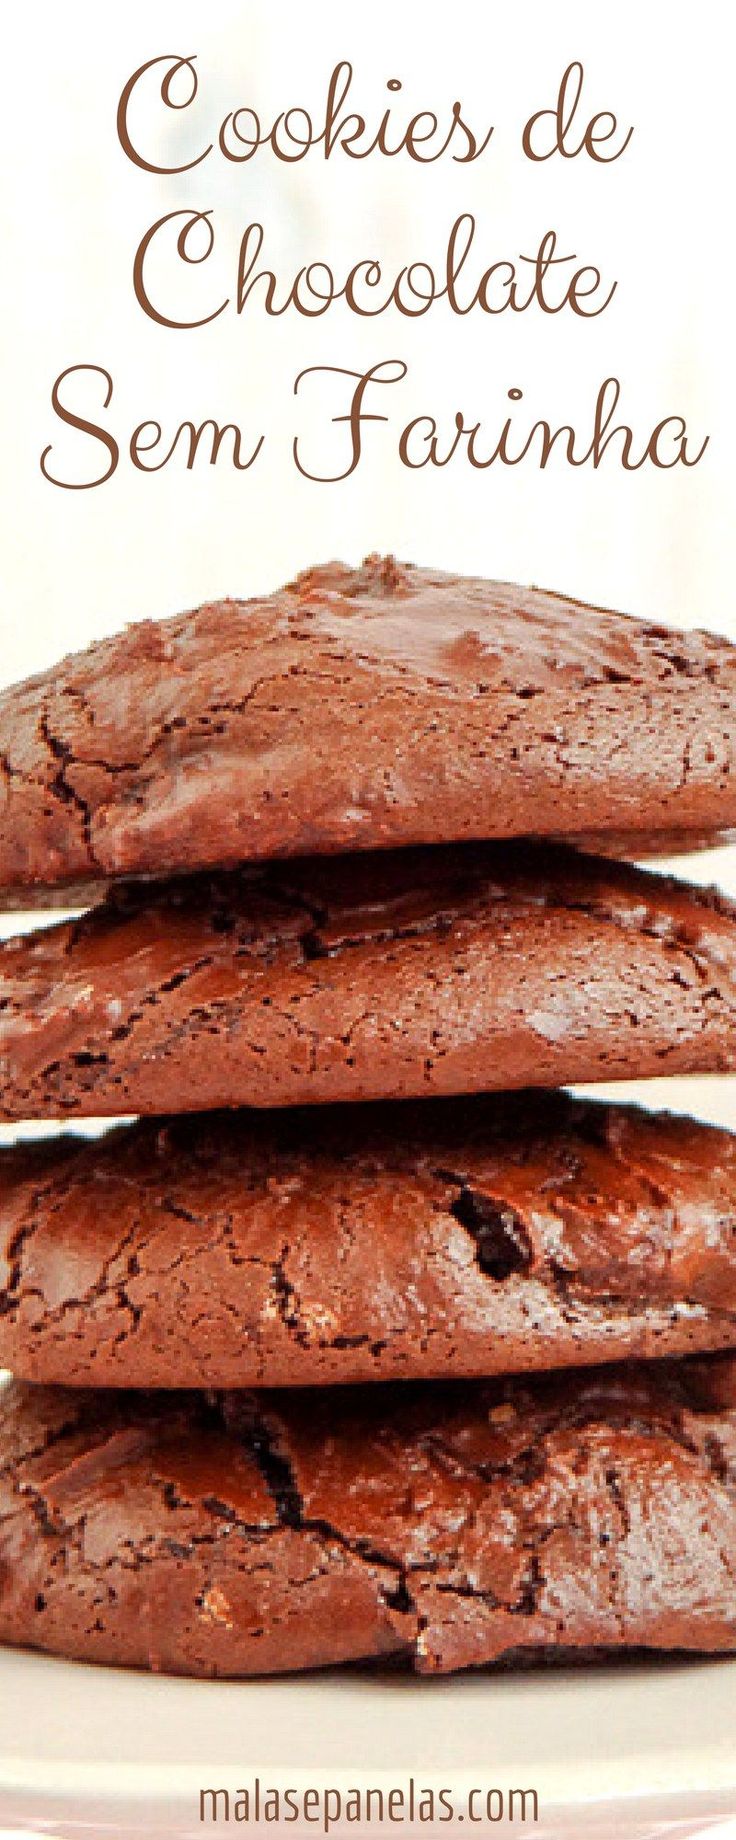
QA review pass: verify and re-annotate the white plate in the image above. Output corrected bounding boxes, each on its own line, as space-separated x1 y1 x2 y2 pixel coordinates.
0 1647 735 1835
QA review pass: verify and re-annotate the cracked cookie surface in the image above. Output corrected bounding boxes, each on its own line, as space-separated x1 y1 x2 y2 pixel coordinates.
0 1356 734 1676
1 842 736 1117
1 554 735 899
2 1093 736 1386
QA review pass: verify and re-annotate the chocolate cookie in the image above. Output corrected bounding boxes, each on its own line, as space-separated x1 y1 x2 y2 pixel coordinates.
1 555 734 899
560 826 736 861
1 843 736 1118
2 1094 736 1387
0 1357 734 1676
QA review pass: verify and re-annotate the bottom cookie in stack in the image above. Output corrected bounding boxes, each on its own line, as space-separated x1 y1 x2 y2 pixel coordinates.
0 1355 734 1677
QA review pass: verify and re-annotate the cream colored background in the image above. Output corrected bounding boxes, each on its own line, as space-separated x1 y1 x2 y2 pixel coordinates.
1 0 734 672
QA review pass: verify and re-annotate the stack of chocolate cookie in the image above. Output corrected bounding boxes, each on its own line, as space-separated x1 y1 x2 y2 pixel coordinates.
0 555 735 1677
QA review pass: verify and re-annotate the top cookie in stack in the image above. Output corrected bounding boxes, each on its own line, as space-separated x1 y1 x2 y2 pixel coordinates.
1 553 735 903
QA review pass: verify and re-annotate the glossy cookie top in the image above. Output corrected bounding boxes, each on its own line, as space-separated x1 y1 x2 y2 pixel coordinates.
1 555 735 897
